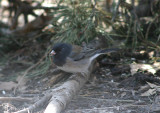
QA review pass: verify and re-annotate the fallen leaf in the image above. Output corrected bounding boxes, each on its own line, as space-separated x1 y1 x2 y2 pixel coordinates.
141 82 160 96
141 88 156 96
147 82 160 89
121 92 126 98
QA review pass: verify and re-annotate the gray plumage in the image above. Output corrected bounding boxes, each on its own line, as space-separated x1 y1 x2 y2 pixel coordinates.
51 43 118 73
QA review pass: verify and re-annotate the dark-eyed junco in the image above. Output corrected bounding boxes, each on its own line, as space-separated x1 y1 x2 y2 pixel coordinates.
50 43 118 74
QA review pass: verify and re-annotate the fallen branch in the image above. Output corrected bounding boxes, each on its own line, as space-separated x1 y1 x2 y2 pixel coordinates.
44 72 90 113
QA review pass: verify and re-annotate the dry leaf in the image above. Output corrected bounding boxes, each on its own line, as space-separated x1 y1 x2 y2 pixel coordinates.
141 88 156 96
141 82 160 96
139 85 150 92
147 82 160 89
147 82 160 92
121 92 126 98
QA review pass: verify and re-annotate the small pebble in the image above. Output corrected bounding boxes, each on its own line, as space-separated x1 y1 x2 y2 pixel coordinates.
131 58 136 61
2 90 6 95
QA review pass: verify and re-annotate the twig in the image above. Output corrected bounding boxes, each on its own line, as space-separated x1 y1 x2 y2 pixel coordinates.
0 97 31 102
66 106 121 112
66 104 148 112
78 96 135 102
32 6 67 10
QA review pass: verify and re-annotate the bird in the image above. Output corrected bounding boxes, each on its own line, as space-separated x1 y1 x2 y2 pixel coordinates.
50 43 118 74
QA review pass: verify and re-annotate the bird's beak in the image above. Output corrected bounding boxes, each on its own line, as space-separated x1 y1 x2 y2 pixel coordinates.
50 50 56 56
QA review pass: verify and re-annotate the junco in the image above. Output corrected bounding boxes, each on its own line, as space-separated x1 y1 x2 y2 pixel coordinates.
50 43 118 74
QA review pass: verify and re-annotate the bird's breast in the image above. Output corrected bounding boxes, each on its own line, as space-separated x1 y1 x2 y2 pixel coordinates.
57 58 89 73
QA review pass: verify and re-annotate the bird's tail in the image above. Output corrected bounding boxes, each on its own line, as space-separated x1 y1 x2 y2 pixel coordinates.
89 48 120 62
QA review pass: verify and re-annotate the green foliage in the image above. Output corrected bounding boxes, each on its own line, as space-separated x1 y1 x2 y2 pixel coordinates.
51 0 113 44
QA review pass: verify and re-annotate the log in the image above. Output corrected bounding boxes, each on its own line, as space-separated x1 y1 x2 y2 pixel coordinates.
44 72 90 113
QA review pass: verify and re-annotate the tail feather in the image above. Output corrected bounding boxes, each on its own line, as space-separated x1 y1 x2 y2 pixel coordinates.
89 48 120 62
96 48 120 54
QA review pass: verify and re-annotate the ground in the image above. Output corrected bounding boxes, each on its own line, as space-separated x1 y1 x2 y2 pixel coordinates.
0 48 160 113
0 0 159 112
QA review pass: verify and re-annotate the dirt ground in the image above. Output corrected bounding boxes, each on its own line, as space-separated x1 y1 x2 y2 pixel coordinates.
0 49 160 113
64 71 160 113
0 0 160 112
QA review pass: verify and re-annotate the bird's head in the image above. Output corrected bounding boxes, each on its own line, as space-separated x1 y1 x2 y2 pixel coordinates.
50 43 72 66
